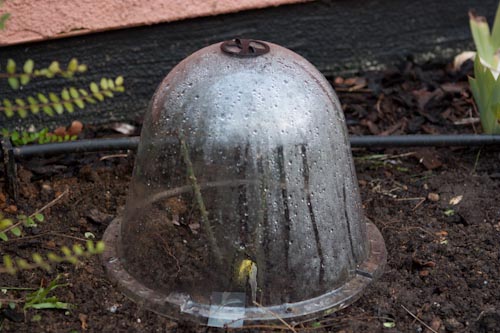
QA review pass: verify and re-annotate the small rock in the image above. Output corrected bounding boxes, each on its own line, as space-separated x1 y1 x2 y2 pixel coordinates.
108 304 119 313
430 317 442 331
334 76 344 85
427 192 440 202
419 270 430 277
4 205 17 213
86 209 113 225
68 121 83 136
41 184 52 192
445 318 464 331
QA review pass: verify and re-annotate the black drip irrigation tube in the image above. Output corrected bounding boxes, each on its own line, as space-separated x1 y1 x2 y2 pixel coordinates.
2 134 500 201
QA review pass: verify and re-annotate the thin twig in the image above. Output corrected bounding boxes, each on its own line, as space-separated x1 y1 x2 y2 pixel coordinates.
0 287 36 291
471 148 481 175
2 189 69 235
49 232 88 242
252 301 297 332
99 153 128 161
401 304 438 333
0 298 24 303
412 198 426 211
31 188 69 217
179 133 222 266
395 197 425 201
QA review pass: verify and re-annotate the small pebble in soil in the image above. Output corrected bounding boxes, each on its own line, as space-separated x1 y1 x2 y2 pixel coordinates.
427 192 440 202
108 304 119 313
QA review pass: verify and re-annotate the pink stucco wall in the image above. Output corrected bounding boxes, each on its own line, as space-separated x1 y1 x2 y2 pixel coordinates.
0 0 309 46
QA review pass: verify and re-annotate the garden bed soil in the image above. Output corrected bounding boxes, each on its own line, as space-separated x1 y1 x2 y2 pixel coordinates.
1 59 500 332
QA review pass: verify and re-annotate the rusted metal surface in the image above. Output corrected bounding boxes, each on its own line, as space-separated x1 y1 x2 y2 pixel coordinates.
221 39 270 57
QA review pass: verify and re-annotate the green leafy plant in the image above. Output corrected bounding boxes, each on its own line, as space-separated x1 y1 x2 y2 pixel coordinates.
0 57 124 120
0 212 44 241
0 189 105 274
469 4 500 134
1 58 88 90
23 275 72 311
2 128 78 146
469 56 500 134
1 76 124 118
1 240 105 274
469 6 500 70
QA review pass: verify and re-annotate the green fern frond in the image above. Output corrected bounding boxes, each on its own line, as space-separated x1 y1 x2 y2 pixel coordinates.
0 212 44 241
1 128 78 146
0 240 105 274
0 76 124 118
0 58 88 90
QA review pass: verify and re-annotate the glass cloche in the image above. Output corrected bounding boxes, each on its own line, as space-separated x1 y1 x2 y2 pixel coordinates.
102 39 386 327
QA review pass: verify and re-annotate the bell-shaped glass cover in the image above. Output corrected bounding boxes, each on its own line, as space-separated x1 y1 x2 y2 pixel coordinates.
106 40 386 326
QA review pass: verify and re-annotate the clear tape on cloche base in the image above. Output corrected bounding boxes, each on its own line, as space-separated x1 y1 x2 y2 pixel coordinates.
102 38 387 326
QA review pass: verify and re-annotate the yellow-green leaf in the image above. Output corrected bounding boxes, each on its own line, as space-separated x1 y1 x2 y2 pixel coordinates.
42 106 54 116
17 108 28 118
90 82 99 93
63 102 74 113
0 219 13 230
67 58 78 72
94 92 104 101
3 255 15 274
69 87 79 98
53 103 64 114
27 96 40 114
23 59 34 74
95 241 105 253
115 76 124 86
3 99 14 118
20 74 30 85
102 91 114 98
15 98 25 107
74 99 85 109
6 59 16 74
100 78 108 90
10 227 21 237
37 93 49 104
77 64 87 72
16 258 29 269
48 92 59 103
72 244 84 256
61 89 70 101
8 77 19 90
48 61 60 73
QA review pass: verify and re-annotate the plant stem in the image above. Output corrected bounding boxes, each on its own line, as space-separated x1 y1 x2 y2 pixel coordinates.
178 133 223 266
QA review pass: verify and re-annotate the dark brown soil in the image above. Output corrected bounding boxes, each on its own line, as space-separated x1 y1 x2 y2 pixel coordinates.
1 60 500 333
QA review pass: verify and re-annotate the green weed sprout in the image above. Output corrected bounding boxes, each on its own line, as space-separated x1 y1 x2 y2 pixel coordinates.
469 6 500 70
469 5 500 133
469 56 500 134
23 275 73 311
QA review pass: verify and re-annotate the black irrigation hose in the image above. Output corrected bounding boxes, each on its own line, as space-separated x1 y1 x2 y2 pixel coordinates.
2 134 499 159
0 134 499 160
2 134 499 201
349 134 500 148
